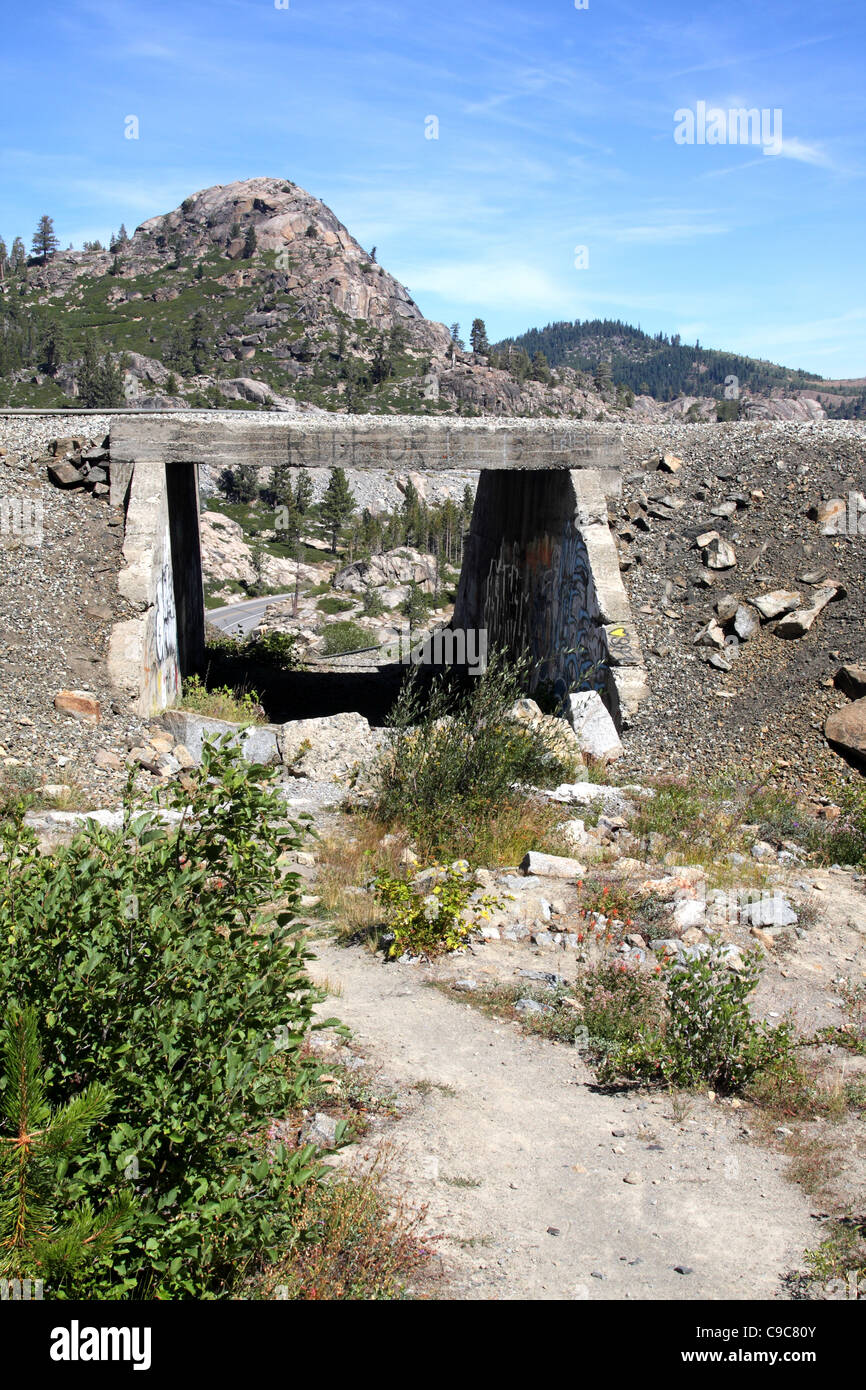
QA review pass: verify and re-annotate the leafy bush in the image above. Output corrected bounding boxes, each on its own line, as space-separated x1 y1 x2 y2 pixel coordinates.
599 942 794 1092
370 651 582 860
320 620 371 655
317 595 355 615
0 739 329 1297
251 629 303 670
577 960 667 1062
373 865 499 958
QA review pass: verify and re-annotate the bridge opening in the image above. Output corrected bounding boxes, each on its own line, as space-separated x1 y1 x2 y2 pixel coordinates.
107 416 646 731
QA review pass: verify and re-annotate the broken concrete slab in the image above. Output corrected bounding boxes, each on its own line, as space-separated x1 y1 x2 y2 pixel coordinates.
775 583 839 638
520 850 587 880
749 590 801 621
564 690 624 762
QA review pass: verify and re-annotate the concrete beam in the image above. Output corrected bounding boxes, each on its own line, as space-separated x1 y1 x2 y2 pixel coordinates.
110 414 622 473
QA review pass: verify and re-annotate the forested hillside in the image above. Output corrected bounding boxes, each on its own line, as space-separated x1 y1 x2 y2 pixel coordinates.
495 318 825 402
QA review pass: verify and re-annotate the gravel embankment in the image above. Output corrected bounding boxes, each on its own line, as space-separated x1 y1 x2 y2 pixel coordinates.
612 420 866 792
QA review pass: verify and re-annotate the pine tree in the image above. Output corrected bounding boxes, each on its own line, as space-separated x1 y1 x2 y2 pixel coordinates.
462 483 475 529
531 349 551 382
370 331 393 385
470 318 489 355
216 468 239 501
31 216 58 264
189 311 210 374
248 536 267 595
77 340 125 407
401 478 420 521
593 359 612 395
39 319 67 376
10 238 26 273
243 226 257 260
0 1007 133 1283
167 324 193 376
401 580 428 638
234 464 259 504
294 467 313 515
320 467 356 553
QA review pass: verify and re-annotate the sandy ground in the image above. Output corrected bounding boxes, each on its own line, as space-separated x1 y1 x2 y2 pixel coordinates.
309 938 819 1301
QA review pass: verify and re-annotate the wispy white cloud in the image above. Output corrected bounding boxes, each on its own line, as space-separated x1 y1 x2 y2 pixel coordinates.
391 258 574 313
612 222 727 244
774 137 836 167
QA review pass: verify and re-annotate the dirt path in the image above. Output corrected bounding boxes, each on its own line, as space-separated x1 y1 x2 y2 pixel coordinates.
310 939 817 1301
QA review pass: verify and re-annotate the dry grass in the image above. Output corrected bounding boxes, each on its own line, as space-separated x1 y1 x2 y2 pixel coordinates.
258 1153 432 1300
747 1053 861 1125
316 797 575 946
781 1128 844 1198
0 768 97 817
461 795 576 867
315 817 407 945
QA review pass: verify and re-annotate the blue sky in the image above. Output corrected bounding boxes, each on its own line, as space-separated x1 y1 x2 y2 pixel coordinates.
1 0 864 375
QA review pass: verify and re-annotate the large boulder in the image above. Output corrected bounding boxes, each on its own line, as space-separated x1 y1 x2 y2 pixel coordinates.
277 711 385 781
334 548 436 595
199 511 322 591
834 664 866 700
750 590 801 620
520 850 586 880
509 699 584 771
160 710 281 765
825 698 866 760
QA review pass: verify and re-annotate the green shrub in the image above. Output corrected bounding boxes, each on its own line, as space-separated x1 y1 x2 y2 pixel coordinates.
180 674 264 723
361 585 385 618
810 783 866 869
577 960 667 1062
320 620 370 655
370 651 582 860
373 866 499 958
599 942 794 1091
0 739 331 1298
317 595 355 616
250 629 303 670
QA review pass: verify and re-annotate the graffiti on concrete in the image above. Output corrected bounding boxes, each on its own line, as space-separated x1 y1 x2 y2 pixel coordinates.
142 528 180 709
483 519 609 704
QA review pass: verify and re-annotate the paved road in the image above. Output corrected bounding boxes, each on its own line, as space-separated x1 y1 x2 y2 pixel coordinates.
206 592 296 636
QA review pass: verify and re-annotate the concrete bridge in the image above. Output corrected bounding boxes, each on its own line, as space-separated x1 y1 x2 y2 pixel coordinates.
105 414 647 726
